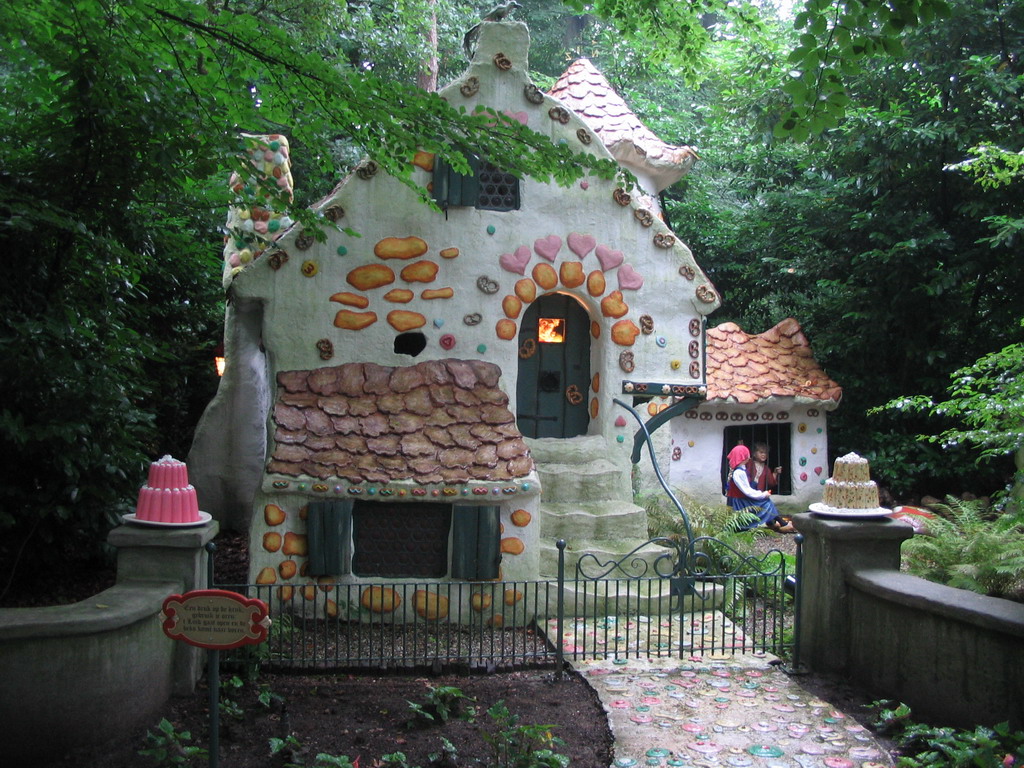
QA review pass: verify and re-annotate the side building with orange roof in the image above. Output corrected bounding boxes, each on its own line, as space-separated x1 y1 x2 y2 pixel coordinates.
665 318 843 513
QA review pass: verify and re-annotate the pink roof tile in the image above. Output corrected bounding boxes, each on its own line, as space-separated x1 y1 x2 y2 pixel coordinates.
267 360 533 485
706 319 842 406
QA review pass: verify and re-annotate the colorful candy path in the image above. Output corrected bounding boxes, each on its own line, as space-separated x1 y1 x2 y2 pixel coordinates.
552 616 893 768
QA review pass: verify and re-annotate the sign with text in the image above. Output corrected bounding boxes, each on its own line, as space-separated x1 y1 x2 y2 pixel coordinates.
161 590 270 650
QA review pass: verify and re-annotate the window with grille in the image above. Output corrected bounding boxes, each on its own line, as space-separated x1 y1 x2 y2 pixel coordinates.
721 424 793 496
432 156 519 212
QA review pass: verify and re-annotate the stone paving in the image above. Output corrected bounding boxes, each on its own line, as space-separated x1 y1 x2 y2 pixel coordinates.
553 615 893 768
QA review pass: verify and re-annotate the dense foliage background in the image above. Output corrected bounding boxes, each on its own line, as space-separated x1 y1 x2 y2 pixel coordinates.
1 0 1021 575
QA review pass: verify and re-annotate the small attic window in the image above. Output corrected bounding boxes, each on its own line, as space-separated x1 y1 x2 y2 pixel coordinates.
433 156 519 212
394 332 427 357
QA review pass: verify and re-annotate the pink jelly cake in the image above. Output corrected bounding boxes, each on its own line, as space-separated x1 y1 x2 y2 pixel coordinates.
135 455 200 523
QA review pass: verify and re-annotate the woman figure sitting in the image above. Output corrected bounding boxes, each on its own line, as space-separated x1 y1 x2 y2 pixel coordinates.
725 444 795 533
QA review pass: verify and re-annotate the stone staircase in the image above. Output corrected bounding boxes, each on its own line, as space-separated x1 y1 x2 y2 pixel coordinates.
526 436 721 615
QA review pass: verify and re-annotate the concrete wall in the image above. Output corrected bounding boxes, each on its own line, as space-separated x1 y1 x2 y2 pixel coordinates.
795 513 1024 729
0 522 217 761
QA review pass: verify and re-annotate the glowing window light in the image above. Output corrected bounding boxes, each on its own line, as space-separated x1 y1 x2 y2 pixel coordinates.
537 318 565 343
214 343 226 377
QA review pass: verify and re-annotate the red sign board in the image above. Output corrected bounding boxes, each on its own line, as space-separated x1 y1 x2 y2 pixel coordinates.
161 589 270 650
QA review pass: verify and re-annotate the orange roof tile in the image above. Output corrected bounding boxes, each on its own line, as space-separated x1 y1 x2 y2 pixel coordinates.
548 59 698 192
706 318 842 406
267 360 534 485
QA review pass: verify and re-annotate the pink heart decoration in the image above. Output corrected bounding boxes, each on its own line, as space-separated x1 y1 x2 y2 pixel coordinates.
580 180 589 190
534 235 562 262
567 232 596 259
814 466 823 475
595 244 624 271
614 416 627 427
499 245 531 275
503 110 529 125
617 263 644 290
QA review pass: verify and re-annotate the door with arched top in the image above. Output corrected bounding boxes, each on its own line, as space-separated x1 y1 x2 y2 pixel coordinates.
516 293 590 439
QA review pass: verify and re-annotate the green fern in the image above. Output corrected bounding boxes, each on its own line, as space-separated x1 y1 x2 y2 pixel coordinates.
903 496 1024 601
640 489 767 543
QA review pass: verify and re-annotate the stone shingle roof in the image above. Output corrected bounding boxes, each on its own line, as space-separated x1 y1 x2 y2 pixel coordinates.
267 359 534 485
548 58 698 192
706 319 842 406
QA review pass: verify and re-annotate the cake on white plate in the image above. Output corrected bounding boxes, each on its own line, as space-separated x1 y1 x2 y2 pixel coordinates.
810 452 889 517
133 455 201 524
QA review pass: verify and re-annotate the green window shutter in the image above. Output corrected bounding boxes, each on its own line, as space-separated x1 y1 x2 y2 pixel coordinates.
451 505 500 580
432 155 481 209
307 500 353 577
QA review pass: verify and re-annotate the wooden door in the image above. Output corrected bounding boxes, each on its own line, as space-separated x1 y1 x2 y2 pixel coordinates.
516 293 590 439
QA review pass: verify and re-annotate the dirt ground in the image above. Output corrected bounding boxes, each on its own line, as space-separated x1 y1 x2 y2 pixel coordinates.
43 668 613 768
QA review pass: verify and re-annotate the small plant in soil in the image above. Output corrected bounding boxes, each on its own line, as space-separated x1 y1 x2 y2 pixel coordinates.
481 701 568 768
406 685 478 727
269 734 359 767
139 718 208 767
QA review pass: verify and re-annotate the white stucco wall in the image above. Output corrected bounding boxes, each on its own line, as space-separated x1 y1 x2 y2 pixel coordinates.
669 401 833 513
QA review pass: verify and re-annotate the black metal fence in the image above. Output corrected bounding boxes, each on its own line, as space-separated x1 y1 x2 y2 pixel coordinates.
213 536 800 672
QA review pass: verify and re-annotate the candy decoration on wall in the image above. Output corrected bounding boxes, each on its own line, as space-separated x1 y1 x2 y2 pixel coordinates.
601 291 629 318
330 291 369 308
496 320 517 340
611 319 640 346
401 260 439 282
514 278 536 302
500 246 532 274
386 310 426 331
534 235 562 261
532 263 557 289
476 276 499 294
595 244 624 270
567 232 596 258
559 261 585 288
316 339 334 360
347 264 395 290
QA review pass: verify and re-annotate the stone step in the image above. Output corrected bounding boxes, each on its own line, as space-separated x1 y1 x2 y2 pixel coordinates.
533 460 632 503
527 436 634 503
538 501 650 542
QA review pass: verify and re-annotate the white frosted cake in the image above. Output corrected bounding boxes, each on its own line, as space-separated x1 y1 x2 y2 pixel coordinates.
135 455 200 523
811 452 887 517
822 453 880 509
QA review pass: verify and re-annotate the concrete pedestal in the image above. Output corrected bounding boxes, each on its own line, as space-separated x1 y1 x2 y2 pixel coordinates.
793 512 912 674
108 520 220 694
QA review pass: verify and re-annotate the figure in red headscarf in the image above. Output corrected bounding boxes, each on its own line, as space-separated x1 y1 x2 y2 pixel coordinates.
725 442 794 533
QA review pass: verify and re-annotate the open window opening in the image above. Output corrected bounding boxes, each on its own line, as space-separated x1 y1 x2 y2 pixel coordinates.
721 423 793 496
394 331 427 357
